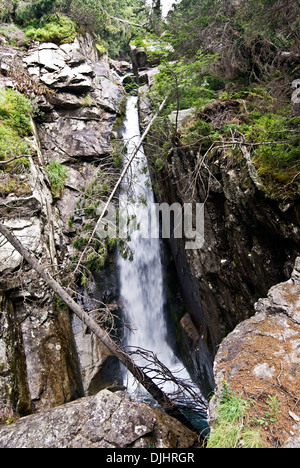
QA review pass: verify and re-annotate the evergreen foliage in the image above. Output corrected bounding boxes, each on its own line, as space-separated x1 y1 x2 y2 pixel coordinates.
57 0 149 57
16 0 57 23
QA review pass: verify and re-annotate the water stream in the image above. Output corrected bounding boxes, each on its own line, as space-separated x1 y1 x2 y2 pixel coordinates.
118 97 184 393
117 97 207 429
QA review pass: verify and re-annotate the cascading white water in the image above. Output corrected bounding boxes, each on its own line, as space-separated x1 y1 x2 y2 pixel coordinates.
146 0 178 18
118 96 195 399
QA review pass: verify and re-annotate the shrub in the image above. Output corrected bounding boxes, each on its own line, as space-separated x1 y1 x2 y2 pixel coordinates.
45 160 67 198
0 88 32 173
151 54 219 115
0 124 31 162
16 0 57 23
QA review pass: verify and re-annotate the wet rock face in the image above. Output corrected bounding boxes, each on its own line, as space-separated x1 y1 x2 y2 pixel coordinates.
0 390 199 449
210 257 300 448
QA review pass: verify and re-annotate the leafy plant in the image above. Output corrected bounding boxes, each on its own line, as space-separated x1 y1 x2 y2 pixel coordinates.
0 88 33 181
256 395 281 428
151 53 219 115
0 125 31 163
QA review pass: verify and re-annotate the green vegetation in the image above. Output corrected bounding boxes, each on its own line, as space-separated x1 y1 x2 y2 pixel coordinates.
2 0 150 57
255 394 281 428
71 168 115 279
0 88 33 196
58 0 150 57
15 0 58 23
0 23 27 46
207 383 283 448
207 383 264 448
142 0 300 200
131 33 174 64
45 161 67 198
150 53 220 114
0 88 32 137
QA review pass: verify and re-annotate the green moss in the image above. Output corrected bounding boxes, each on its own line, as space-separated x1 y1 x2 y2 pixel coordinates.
73 235 90 251
0 88 33 195
80 95 94 107
85 248 106 271
54 294 68 312
0 88 33 170
0 177 32 197
95 43 108 56
0 124 31 163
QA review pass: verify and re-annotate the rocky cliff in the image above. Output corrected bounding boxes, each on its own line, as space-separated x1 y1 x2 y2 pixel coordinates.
0 34 126 419
135 47 300 401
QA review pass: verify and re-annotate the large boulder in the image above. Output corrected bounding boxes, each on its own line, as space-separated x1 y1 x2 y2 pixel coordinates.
0 390 199 449
210 257 300 448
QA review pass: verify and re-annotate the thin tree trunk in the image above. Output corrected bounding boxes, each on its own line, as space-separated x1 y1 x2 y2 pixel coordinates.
73 97 167 276
0 222 194 430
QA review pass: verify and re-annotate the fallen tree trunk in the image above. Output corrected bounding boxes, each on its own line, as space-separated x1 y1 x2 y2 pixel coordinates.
0 222 195 430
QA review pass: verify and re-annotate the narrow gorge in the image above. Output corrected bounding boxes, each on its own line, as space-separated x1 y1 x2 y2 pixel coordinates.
0 0 299 450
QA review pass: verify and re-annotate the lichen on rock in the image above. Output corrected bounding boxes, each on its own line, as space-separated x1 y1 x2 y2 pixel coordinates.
210 257 300 448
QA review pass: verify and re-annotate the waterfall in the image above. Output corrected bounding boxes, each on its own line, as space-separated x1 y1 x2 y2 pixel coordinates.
146 0 179 18
118 97 202 406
